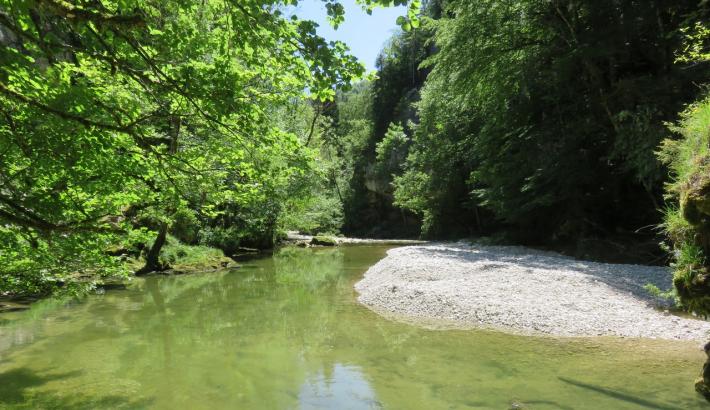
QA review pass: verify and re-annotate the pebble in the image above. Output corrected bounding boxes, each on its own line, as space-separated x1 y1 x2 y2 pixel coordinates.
354 243 710 341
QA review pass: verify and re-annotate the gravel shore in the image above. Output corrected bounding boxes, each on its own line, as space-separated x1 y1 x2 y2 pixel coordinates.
354 243 710 341
285 232 426 245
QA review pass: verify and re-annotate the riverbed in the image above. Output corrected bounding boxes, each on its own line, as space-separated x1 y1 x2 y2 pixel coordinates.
0 245 707 409
356 243 710 340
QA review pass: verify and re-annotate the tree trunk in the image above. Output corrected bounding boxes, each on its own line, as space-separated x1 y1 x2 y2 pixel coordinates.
136 222 168 275
136 115 180 276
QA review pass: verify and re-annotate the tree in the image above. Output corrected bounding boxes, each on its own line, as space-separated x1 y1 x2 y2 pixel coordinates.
0 0 417 295
341 2 437 237
395 0 706 244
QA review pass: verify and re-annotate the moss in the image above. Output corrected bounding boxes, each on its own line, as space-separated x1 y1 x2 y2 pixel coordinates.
161 242 236 273
126 236 237 275
661 96 710 317
680 170 710 228
673 264 710 314
310 236 338 246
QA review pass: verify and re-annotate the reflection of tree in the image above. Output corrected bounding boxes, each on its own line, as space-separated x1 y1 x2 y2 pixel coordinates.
273 246 345 288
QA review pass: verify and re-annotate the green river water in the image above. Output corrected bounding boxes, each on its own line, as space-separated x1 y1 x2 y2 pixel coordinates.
0 245 707 409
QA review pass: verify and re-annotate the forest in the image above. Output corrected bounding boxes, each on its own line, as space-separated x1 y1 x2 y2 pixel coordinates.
3 0 710 405
7 0 709 304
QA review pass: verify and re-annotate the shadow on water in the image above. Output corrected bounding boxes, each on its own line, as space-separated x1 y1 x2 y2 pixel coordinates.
0 368 82 404
558 377 685 410
0 368 154 409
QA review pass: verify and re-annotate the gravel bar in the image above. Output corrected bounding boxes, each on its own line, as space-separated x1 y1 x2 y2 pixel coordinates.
354 243 710 341
285 232 426 245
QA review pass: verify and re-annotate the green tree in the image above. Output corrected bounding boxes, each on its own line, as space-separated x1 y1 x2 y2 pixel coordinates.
341 3 437 237
0 0 417 295
395 0 706 244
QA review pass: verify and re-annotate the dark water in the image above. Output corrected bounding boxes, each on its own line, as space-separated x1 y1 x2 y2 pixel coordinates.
0 245 707 409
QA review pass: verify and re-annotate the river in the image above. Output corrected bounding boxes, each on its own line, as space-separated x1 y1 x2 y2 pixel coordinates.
0 245 706 409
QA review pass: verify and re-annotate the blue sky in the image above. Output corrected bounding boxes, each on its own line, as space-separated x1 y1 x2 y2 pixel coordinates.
289 0 406 72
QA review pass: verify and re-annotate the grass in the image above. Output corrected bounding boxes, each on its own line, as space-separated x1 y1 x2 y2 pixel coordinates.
661 96 710 187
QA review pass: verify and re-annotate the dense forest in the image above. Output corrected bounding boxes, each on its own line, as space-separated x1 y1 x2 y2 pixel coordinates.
0 0 709 298
336 1 706 246
2 0 710 335
4 0 710 403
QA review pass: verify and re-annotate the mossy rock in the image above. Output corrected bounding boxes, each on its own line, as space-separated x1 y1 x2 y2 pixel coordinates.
673 265 710 313
681 170 710 227
696 377 710 400
310 236 338 246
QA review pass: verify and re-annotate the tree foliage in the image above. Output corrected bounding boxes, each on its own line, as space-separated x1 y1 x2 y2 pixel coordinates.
392 0 708 243
0 0 416 295
340 3 436 237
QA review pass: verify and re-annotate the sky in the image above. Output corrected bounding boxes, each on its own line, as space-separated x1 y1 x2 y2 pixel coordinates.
289 0 406 72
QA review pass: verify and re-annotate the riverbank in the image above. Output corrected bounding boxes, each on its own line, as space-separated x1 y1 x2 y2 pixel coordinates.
284 232 426 246
355 243 710 341
0 239 238 312
123 241 238 276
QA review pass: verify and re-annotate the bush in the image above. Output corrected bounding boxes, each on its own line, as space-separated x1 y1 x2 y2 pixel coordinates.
171 208 200 245
279 192 343 236
199 226 244 256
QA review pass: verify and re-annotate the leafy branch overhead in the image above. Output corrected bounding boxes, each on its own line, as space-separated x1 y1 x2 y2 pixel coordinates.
0 0 418 295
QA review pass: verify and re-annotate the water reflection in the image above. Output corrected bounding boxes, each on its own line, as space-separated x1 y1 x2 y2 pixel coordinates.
0 245 707 409
298 364 381 409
